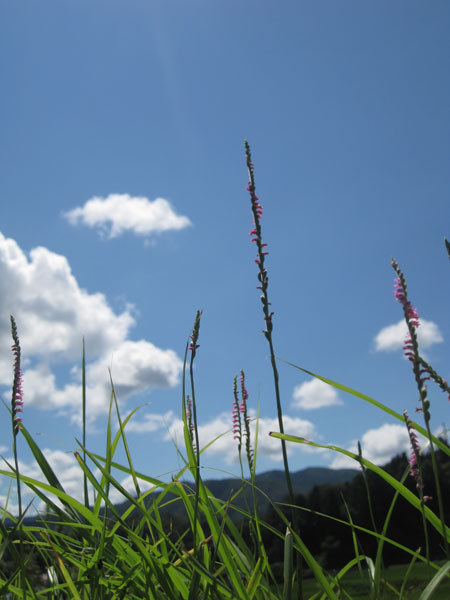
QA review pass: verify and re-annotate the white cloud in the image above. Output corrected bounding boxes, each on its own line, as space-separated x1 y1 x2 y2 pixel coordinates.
0 232 183 425
374 319 443 353
64 194 191 239
0 237 134 362
87 340 181 393
126 410 177 434
292 378 343 410
330 423 422 469
163 412 318 464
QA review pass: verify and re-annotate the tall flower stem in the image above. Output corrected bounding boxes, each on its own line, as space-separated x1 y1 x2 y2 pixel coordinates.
188 310 202 549
392 260 449 558
10 315 26 599
245 141 302 598
10 315 23 520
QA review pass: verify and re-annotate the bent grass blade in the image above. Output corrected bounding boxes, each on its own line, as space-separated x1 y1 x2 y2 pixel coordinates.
279 359 450 459
269 431 450 544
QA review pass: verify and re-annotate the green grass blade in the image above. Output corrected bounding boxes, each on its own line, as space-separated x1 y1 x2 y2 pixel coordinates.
290 529 339 600
279 360 450 458
318 556 368 600
46 531 82 600
18 425 66 493
340 495 364 579
399 550 420 600
418 560 450 600
373 466 409 599
245 557 264 600
270 432 450 542
0 469 105 531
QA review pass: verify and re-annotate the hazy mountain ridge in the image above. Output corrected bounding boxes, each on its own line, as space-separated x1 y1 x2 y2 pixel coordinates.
117 466 359 520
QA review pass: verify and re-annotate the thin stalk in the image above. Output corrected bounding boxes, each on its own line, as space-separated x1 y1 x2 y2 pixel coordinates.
245 141 302 599
188 310 202 551
404 411 430 564
357 442 379 539
10 315 26 599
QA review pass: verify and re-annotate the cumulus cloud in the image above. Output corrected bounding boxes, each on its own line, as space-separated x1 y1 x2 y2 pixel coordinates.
374 319 443 353
64 194 191 239
0 232 183 424
292 378 343 410
161 412 318 464
125 410 177 434
330 422 424 469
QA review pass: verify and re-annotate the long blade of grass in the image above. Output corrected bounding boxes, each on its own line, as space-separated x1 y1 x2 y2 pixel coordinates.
91 400 143 519
279 360 450 458
340 495 364 579
317 556 368 600
280 501 441 572
399 550 420 600
373 466 410 599
0 469 104 531
45 531 82 600
15 425 82 524
418 559 450 600
270 432 450 542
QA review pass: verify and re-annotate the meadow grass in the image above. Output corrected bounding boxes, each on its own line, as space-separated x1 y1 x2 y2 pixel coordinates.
1 142 450 599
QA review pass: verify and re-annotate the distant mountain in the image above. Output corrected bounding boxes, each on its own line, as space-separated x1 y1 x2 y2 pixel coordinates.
190 466 358 517
117 466 359 521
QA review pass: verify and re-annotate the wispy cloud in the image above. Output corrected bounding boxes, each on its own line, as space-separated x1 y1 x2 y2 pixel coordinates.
292 378 343 410
0 232 183 425
374 319 443 353
64 194 191 239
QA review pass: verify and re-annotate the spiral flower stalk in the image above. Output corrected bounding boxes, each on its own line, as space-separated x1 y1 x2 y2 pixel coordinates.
392 259 430 423
10 315 23 436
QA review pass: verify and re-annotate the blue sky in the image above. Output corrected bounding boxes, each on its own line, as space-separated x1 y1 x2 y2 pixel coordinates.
1 1 450 511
